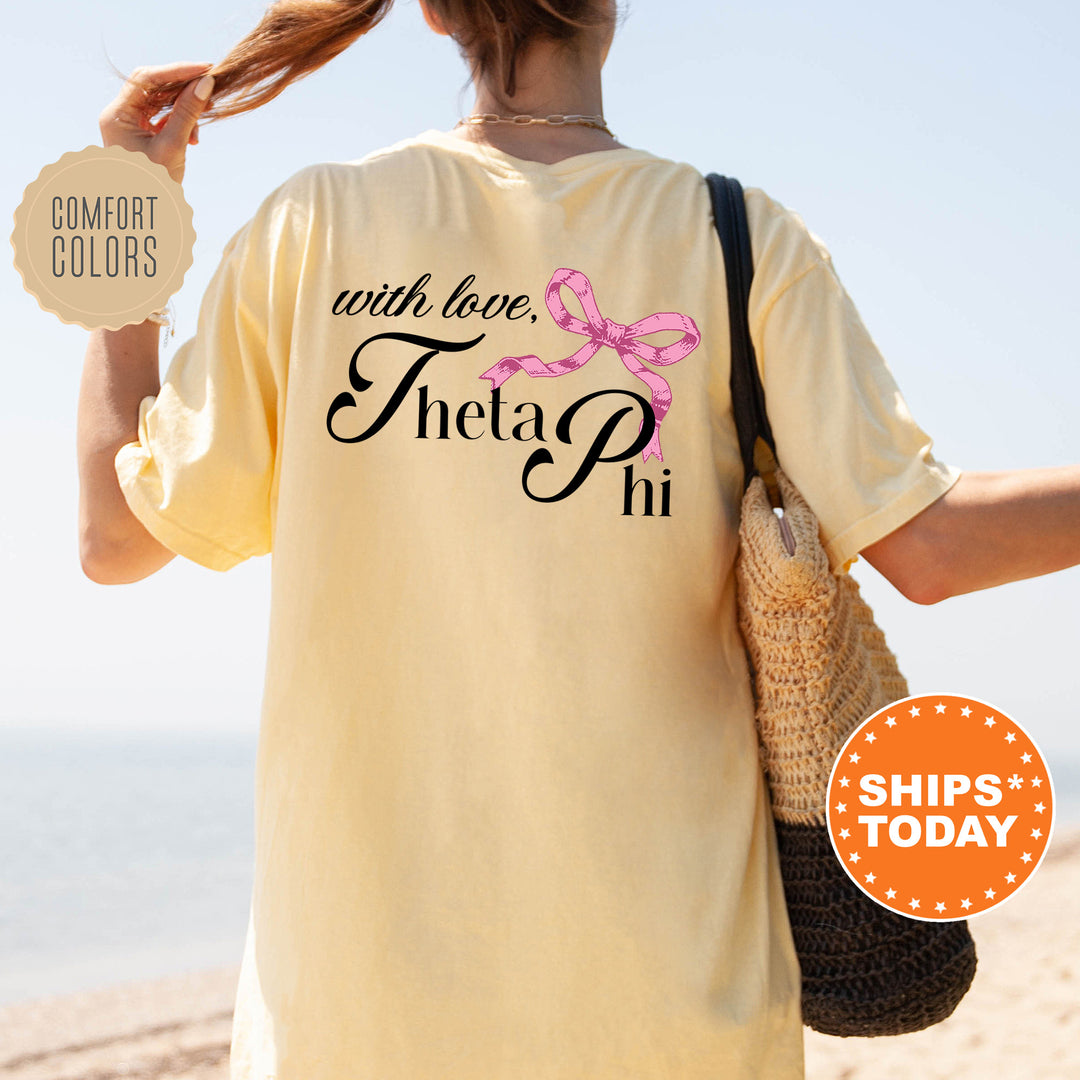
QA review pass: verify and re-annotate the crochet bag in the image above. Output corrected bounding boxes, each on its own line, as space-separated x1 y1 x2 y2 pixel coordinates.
706 173 978 1037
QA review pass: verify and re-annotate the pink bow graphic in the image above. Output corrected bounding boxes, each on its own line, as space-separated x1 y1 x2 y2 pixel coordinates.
479 267 700 462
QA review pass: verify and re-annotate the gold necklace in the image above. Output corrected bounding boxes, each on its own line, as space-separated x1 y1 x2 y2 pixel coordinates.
457 112 615 139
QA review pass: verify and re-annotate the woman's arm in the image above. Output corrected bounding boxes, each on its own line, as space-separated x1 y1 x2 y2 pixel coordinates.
78 62 214 584
78 323 176 583
861 466 1080 604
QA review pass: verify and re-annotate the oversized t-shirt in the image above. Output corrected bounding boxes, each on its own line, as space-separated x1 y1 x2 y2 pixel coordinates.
115 128 960 1080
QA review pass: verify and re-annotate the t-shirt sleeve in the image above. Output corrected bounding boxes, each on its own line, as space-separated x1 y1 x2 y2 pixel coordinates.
746 193 961 572
114 200 288 573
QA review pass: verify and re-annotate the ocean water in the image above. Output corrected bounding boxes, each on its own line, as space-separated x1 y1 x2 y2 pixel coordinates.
1 725 1078 1009
0 726 257 1007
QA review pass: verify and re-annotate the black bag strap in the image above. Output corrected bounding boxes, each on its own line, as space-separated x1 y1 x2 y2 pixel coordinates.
705 173 778 490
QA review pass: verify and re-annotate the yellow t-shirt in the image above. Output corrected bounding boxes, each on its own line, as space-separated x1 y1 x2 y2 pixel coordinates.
115 129 959 1080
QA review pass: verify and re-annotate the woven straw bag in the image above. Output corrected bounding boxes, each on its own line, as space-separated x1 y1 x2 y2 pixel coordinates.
707 173 978 1037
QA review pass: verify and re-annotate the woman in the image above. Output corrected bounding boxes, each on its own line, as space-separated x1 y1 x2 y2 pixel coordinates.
78 2 1080 1078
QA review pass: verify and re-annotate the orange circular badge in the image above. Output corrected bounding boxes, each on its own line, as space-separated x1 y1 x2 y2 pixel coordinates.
827 693 1055 921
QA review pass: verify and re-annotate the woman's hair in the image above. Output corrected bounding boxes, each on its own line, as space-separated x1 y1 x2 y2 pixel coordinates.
142 0 615 122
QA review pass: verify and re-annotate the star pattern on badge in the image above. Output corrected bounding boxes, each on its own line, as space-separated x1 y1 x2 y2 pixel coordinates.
826 695 1054 922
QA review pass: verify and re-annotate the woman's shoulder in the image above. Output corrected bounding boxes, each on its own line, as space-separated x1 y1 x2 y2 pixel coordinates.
243 134 446 225
659 158 836 292
734 183 839 305
247 134 425 201
288 131 452 184
743 184 833 279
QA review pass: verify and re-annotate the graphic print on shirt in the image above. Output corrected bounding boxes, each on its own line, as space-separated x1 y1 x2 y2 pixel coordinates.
480 268 701 465
325 267 700 516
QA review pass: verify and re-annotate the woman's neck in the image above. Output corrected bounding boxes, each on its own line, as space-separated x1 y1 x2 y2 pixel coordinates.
449 33 625 164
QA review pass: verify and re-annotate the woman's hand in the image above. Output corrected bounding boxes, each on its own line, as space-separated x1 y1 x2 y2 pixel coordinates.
98 61 215 184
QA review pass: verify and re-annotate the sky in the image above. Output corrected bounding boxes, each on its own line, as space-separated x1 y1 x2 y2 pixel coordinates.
2 1 1079 772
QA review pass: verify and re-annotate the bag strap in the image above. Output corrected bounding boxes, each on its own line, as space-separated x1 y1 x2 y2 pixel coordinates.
705 173 779 491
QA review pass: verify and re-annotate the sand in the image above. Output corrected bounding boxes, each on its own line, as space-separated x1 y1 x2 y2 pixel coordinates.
803 826 1080 1080
2 828 1078 1080
0 966 236 1080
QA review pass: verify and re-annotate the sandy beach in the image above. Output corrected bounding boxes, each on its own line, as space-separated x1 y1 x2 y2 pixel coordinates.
2 828 1078 1080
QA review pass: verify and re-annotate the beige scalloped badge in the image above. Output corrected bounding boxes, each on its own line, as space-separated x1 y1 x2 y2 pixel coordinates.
11 145 195 330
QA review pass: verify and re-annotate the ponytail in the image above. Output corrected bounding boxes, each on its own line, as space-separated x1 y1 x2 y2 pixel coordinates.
142 1 393 121
140 0 614 121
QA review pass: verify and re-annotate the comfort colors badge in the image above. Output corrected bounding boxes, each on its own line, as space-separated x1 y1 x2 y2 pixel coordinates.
826 693 1055 921
11 145 195 330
